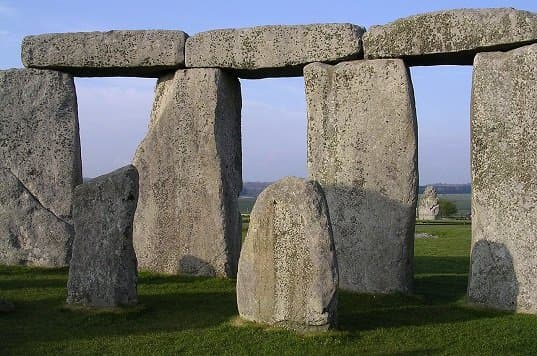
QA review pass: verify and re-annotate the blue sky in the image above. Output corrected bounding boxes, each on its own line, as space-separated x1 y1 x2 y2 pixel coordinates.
1 1 536 183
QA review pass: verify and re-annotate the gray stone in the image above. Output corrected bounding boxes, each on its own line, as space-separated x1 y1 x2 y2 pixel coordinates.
0 68 81 267
0 299 14 313
363 8 537 66
305 59 418 294
237 177 338 332
0 164 74 266
133 68 242 278
22 30 188 77
418 186 440 220
186 24 364 78
67 165 139 307
468 44 537 314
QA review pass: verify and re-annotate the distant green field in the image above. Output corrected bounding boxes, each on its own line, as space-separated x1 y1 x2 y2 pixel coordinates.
238 197 256 214
242 194 472 216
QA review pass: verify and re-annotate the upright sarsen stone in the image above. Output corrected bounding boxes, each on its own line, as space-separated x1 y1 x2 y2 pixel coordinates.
133 68 242 278
305 60 418 294
0 69 81 266
237 177 338 332
468 44 537 314
67 165 139 307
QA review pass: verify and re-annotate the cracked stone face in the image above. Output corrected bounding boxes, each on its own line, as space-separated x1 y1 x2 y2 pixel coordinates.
0 68 81 267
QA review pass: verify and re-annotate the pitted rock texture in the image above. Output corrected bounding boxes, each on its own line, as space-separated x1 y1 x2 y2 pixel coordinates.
0 164 74 266
305 60 417 294
364 8 537 66
468 44 537 314
67 165 139 307
237 177 338 332
0 68 81 267
133 68 242 278
418 186 440 220
22 30 188 77
186 23 364 78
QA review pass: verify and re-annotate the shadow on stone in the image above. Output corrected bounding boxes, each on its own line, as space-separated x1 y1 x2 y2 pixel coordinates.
468 240 518 311
321 184 416 294
178 255 217 277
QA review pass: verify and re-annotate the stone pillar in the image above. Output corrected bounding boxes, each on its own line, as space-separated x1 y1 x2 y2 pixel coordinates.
67 165 139 307
237 177 338 332
133 68 242 278
0 69 82 267
305 59 418 294
468 44 537 314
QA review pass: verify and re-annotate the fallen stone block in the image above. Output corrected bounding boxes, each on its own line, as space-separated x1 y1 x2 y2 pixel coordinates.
186 23 364 78
237 177 338 332
22 30 188 77
305 59 417 294
363 8 537 65
67 165 139 307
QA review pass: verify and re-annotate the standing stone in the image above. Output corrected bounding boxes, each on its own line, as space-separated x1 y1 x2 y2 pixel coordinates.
468 44 537 314
418 186 440 220
363 8 537 66
186 24 364 78
67 165 139 307
237 177 338 332
133 68 242 278
22 30 188 77
305 59 418 294
0 69 81 267
0 164 74 266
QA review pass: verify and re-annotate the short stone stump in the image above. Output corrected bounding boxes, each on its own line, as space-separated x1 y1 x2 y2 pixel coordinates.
67 165 139 307
237 177 338 332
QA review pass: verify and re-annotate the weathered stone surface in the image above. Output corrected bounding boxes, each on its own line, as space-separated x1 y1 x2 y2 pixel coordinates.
418 186 440 220
133 68 242 277
305 59 417 294
237 177 338 332
22 30 188 77
186 24 364 78
0 165 74 266
363 8 537 66
67 165 139 307
468 44 537 314
0 68 81 267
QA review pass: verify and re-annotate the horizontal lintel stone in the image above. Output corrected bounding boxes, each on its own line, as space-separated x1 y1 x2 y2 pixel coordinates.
22 30 188 77
186 23 364 79
363 8 537 66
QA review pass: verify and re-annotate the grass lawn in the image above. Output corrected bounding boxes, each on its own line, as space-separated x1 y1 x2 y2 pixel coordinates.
1 223 537 355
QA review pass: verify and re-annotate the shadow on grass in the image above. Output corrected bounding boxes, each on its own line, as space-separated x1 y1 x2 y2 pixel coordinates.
338 289 501 332
1 289 238 349
414 256 469 275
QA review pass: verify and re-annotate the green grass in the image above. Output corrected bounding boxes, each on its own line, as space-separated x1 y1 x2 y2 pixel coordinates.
2 223 537 355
